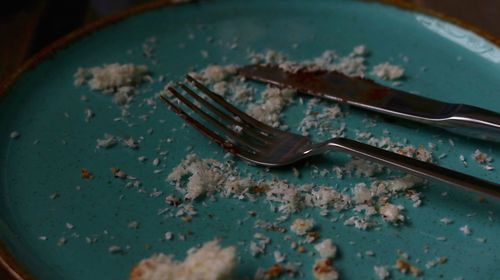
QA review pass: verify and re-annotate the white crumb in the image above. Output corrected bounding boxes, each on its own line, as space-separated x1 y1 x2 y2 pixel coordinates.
196 64 238 83
372 63 404 80
374 265 390 280
124 137 139 149
74 63 149 91
246 87 295 128
108 245 123 254
352 183 372 204
128 221 140 229
379 203 405 223
314 239 337 259
472 149 492 164
84 108 95 122
273 250 286 263
164 232 173 241
312 258 339 280
460 225 471 235
440 217 453 225
475 237 486 243
10 131 20 139
290 218 314 236
130 239 236 280
96 134 117 149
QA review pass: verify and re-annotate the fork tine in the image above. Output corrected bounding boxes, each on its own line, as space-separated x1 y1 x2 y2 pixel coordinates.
159 95 227 147
160 94 255 155
177 83 271 145
166 86 263 152
177 83 242 127
185 75 277 134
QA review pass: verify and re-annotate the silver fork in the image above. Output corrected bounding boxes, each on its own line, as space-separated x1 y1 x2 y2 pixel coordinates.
160 75 500 198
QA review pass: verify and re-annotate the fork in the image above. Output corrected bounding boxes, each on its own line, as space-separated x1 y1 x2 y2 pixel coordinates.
160 75 500 198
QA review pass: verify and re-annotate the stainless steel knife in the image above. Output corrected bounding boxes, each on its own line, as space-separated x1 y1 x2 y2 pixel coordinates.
239 64 500 143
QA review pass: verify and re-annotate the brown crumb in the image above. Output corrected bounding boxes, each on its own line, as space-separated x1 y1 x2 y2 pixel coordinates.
81 168 93 179
250 185 269 194
306 231 321 243
182 216 192 223
314 258 332 273
111 167 127 179
297 246 306 253
266 264 284 278
265 264 295 278
165 195 182 206
395 259 421 276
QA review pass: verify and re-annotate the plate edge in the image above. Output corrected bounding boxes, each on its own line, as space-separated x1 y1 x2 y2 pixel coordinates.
0 0 195 98
0 0 499 279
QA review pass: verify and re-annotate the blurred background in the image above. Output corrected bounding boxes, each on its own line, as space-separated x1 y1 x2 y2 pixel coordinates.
1 0 500 83
0 0 499 278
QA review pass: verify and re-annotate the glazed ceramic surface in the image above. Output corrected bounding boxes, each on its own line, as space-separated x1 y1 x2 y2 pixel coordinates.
0 0 499 279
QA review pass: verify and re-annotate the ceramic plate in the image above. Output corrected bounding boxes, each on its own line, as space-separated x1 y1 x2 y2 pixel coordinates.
1 0 499 279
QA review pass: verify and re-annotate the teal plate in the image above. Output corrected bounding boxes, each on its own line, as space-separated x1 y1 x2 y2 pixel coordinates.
1 0 499 279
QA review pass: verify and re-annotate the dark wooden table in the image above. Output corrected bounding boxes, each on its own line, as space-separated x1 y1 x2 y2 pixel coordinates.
1 0 499 279
1 0 500 82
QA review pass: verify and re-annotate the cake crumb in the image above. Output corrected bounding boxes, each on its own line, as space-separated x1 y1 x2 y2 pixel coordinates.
164 232 173 240
128 221 140 229
273 250 286 263
130 239 236 280
74 63 149 91
395 259 421 276
374 265 390 280
10 131 20 139
372 63 404 80
96 134 117 149
290 218 314 236
312 258 339 280
475 237 486 243
108 245 123 254
124 137 139 149
379 203 405 223
57 237 67 246
81 168 93 179
314 239 337 259
460 225 471 235
472 149 491 164
440 217 453 225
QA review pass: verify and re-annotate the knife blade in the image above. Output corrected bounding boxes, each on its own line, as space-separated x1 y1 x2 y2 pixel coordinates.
239 64 500 142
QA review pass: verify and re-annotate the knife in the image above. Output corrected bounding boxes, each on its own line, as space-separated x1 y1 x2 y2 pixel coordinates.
239 64 500 143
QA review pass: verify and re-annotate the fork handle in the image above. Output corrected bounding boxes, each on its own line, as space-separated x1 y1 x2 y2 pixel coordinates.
323 138 500 198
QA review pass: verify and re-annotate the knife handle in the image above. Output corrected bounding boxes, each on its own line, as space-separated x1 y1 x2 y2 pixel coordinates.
436 104 500 142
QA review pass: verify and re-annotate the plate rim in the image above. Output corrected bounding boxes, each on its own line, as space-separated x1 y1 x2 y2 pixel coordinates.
1 0 499 279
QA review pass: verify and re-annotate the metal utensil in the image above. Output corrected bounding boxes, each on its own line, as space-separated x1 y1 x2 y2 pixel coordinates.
238 64 500 142
160 75 500 198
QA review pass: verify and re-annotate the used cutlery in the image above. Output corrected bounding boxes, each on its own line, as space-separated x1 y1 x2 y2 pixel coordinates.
239 64 500 143
160 75 500 198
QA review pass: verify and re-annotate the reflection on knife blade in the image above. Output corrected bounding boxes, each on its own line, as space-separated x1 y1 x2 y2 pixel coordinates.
238 64 500 142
